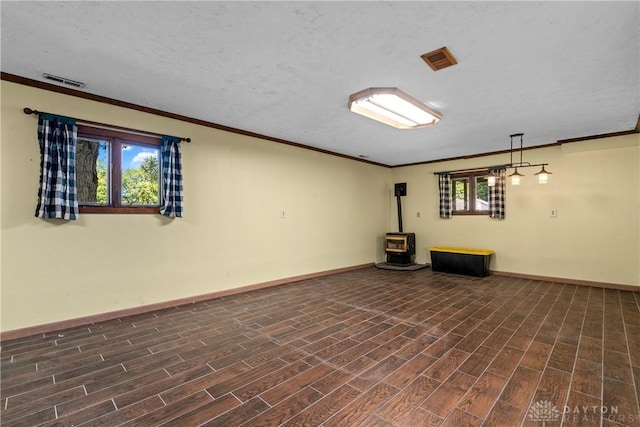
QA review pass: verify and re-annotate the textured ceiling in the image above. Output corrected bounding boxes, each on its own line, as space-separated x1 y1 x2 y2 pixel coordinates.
2 1 638 166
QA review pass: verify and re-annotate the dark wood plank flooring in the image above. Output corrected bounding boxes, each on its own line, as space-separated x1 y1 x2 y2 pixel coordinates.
1 268 639 426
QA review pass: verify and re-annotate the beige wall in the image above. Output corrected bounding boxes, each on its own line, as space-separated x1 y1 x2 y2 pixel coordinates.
0 81 391 332
390 134 640 286
2 80 638 333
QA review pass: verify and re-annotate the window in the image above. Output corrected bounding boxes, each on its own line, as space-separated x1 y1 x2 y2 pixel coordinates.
76 126 161 214
451 171 490 215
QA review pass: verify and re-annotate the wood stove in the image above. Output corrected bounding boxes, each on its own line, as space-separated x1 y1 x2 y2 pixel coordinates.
376 182 426 270
385 232 416 266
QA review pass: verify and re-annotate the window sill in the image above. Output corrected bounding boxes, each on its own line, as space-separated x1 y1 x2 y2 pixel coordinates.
452 211 490 216
79 206 160 214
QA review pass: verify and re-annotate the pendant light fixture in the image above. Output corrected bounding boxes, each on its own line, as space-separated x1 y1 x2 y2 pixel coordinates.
506 133 552 185
434 133 552 187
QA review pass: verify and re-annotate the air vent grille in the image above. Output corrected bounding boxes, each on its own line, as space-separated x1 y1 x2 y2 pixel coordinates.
421 47 457 71
43 73 85 88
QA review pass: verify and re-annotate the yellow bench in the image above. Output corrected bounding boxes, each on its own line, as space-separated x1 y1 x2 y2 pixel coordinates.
428 246 494 277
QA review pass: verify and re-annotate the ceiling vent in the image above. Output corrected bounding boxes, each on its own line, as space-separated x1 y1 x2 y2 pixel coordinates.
421 47 457 71
42 73 85 88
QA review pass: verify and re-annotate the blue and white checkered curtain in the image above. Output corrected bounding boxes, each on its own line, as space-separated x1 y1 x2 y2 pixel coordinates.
35 114 79 220
160 135 184 217
438 173 452 219
489 168 506 219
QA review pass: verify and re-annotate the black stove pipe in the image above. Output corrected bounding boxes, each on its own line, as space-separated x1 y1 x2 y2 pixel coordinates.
397 194 403 233
394 183 406 233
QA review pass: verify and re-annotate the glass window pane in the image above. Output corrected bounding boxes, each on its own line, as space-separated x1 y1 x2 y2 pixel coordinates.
121 143 160 206
77 138 109 205
476 176 489 211
452 177 469 211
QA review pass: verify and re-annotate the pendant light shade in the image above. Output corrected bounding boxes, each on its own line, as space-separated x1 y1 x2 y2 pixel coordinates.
508 168 524 185
535 165 552 184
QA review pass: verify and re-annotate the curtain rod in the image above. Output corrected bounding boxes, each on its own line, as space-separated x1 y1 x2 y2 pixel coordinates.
22 108 191 143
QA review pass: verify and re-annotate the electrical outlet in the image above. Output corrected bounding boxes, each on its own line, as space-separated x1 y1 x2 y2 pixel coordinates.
280 210 286 219
416 211 421 218
550 209 557 218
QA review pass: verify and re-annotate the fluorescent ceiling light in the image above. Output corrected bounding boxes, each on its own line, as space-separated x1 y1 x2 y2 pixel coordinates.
348 87 441 129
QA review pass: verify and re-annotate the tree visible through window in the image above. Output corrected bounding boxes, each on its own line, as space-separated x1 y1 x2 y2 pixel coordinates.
76 137 107 204
121 144 159 206
76 126 161 213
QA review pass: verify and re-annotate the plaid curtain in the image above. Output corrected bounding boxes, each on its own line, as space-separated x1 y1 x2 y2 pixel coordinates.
160 135 184 217
35 114 79 220
438 173 452 218
489 168 506 219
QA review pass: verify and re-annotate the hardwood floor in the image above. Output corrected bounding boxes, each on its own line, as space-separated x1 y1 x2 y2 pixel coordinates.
1 268 639 426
